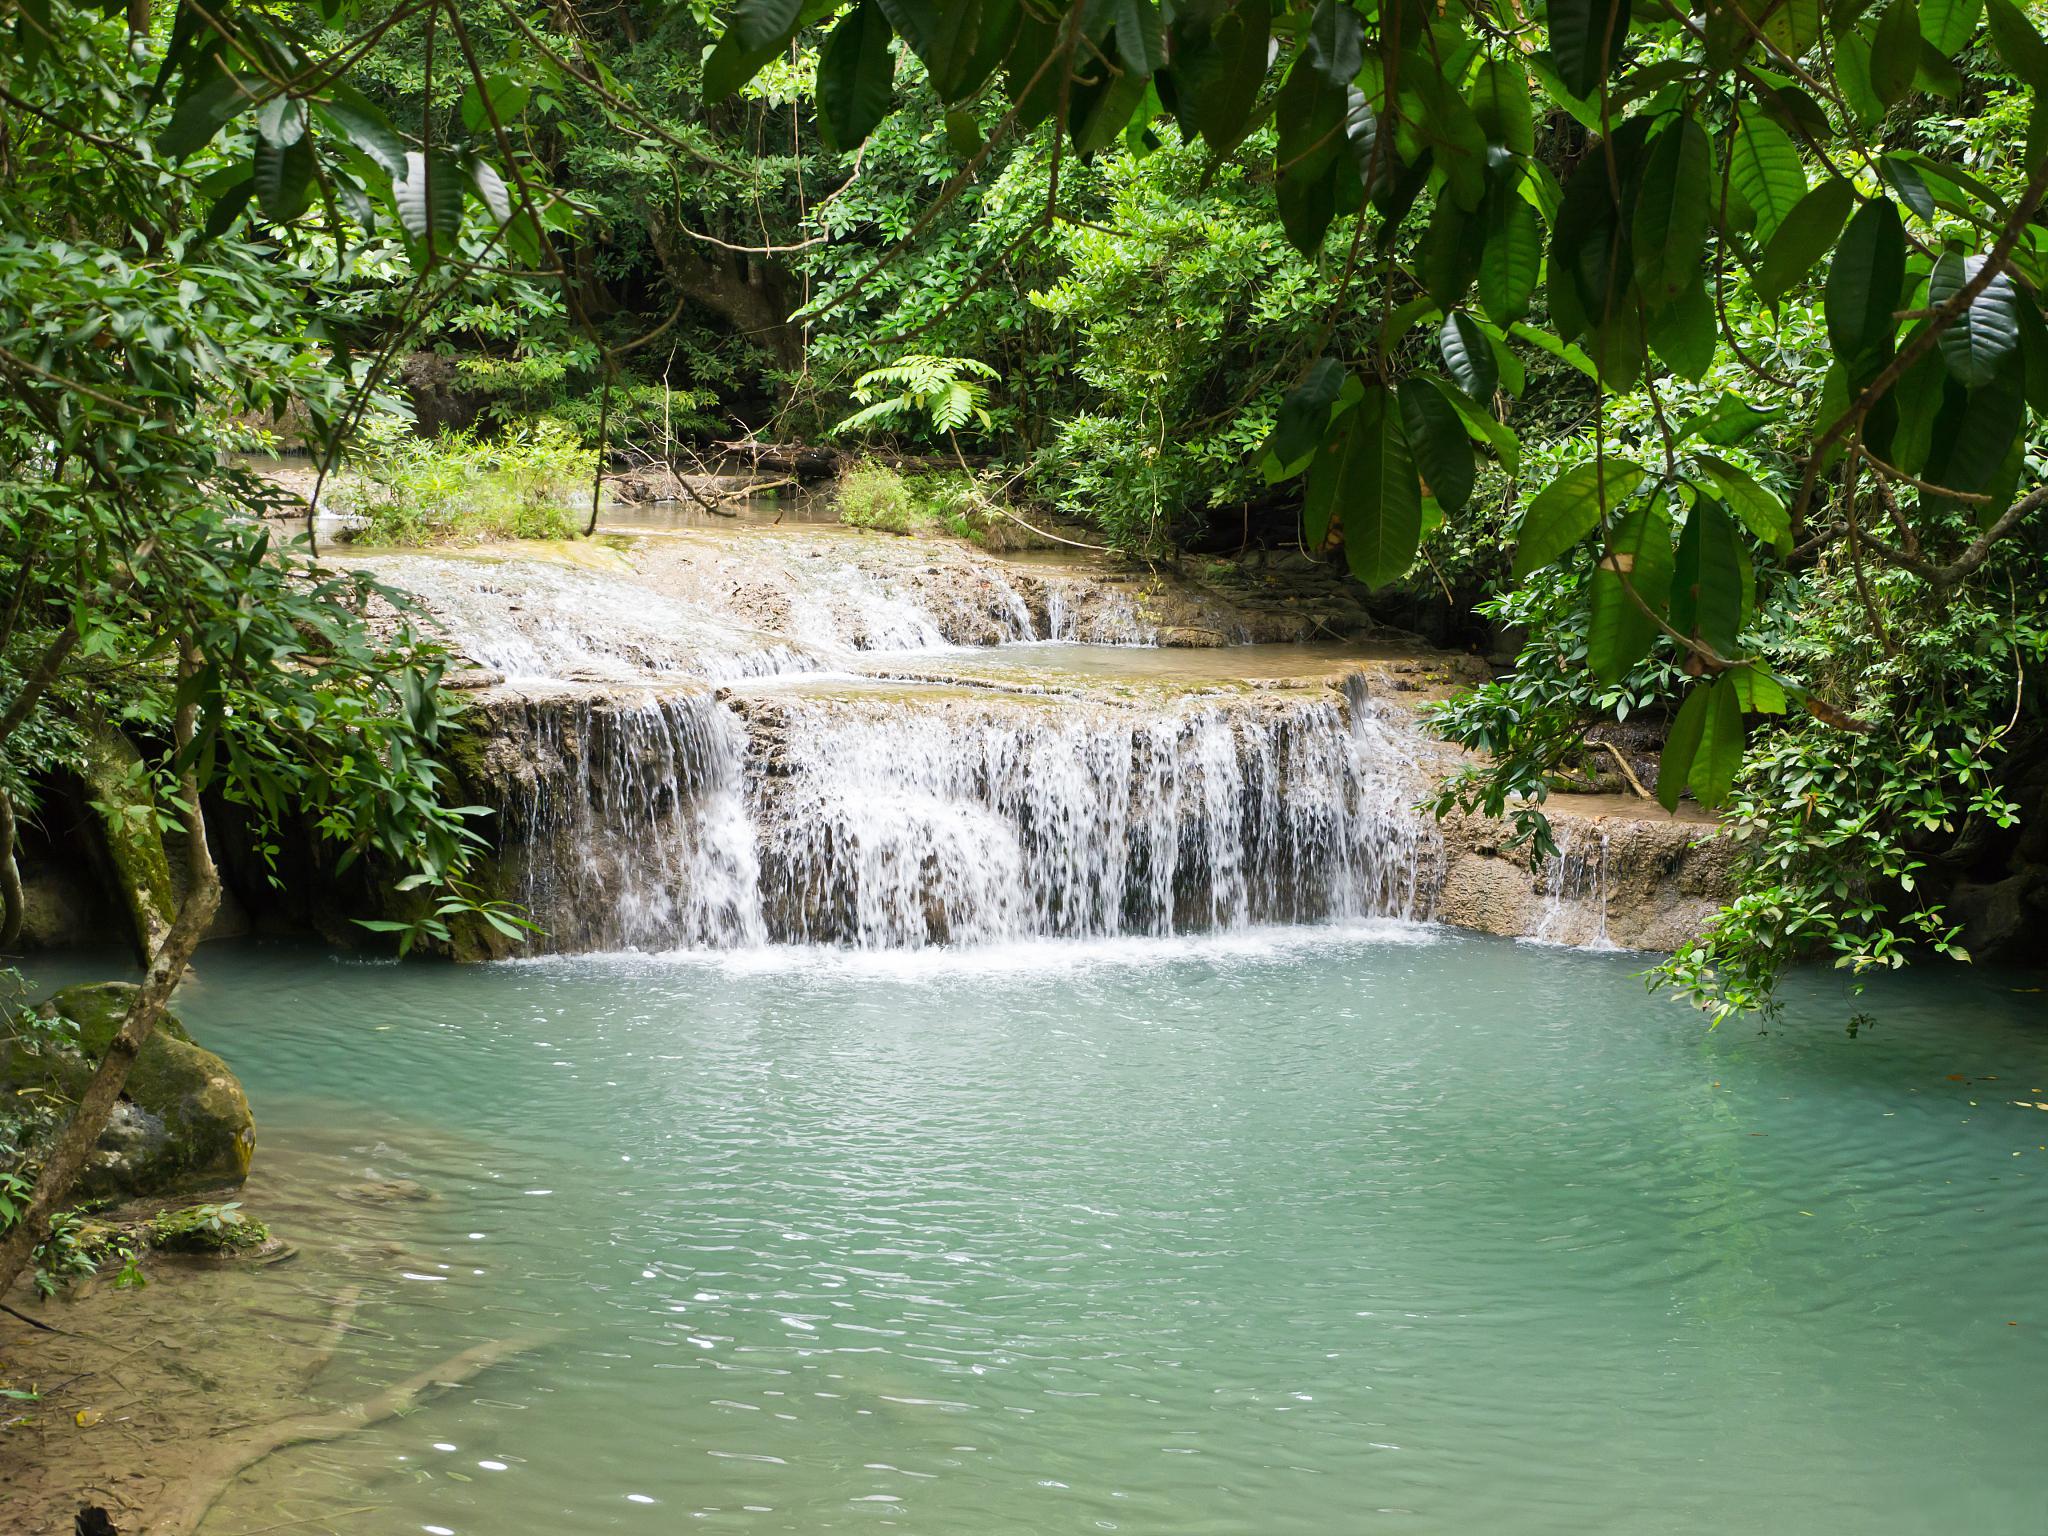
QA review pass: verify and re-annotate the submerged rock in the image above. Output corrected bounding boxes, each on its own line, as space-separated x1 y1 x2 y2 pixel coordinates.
1 982 256 1199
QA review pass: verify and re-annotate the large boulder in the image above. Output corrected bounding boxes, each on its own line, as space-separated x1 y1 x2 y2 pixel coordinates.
0 982 255 1199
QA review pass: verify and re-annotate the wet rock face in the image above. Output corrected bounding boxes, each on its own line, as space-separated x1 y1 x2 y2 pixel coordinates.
1 982 256 1199
1431 805 1734 951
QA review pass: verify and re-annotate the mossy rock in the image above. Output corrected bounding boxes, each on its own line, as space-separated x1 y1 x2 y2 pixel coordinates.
1 982 256 1199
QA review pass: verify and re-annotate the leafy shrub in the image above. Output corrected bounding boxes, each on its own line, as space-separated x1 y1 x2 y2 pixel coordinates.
836 460 990 541
332 416 597 545
148 1200 268 1254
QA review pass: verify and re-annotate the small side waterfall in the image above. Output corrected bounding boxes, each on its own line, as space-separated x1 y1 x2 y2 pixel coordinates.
1529 824 1614 948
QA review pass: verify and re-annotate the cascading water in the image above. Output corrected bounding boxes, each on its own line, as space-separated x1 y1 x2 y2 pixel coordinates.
370 543 1444 953
493 688 764 952
745 687 1435 948
1528 822 1614 948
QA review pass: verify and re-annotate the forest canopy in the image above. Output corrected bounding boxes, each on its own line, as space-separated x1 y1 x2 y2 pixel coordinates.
2 0 2046 1036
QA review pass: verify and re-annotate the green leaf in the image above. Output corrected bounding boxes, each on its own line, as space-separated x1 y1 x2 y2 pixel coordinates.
1270 356 1348 475
1871 0 1922 105
1756 179 1856 305
1174 0 1270 154
1929 251 2021 388
1825 197 1907 383
704 0 807 102
1920 0 1983 54
158 67 255 159
1479 192 1543 324
1730 104 1806 244
816 0 896 151
1657 684 1709 811
1438 312 1499 400
1512 459 1645 579
1632 116 1712 308
922 0 1020 102
257 94 307 148
1728 665 1788 714
1671 499 1747 654
394 150 463 255
1397 376 1477 515
1646 275 1716 381
1985 0 2048 87
1313 384 1422 587
459 72 533 137
1420 199 1480 312
318 83 409 178
1588 496 1676 683
253 130 315 223
1921 366 2026 506
1693 453 1791 552
1471 56 1535 156
1677 392 1786 447
1549 0 1628 98
1831 22 1885 129
1688 677 1746 807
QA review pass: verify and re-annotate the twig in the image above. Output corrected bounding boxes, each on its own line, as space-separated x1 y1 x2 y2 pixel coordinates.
1597 741 1652 800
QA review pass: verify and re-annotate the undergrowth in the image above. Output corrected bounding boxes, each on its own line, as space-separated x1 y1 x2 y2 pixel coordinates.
334 417 597 545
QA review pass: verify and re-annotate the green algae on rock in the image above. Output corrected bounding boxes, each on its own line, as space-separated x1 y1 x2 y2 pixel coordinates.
2 982 256 1199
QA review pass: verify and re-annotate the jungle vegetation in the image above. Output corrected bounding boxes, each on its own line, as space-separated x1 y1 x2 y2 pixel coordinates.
3 0 2048 1282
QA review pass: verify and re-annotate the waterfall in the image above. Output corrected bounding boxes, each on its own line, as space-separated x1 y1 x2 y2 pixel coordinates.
497 689 765 952
1528 823 1613 948
378 546 1444 955
497 681 1437 953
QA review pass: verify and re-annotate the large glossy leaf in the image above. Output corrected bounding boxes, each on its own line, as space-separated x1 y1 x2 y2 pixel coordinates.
1173 0 1270 154
1479 191 1543 323
1632 116 1712 308
1549 0 1628 98
1692 454 1791 552
1921 366 2026 507
1929 251 2021 387
1825 197 1907 382
1871 0 1922 105
1921 0 1984 52
1270 356 1349 476
1678 392 1786 447
253 128 315 223
817 0 896 151
158 67 255 159
922 0 1020 101
1512 459 1645 579
394 150 463 254
1688 677 1746 807
1647 276 1716 381
1670 499 1747 655
1730 105 1806 244
1985 0 2048 87
1311 384 1422 587
1438 312 1498 399
318 83 409 178
1471 56 1535 156
1756 179 1856 305
1397 376 1477 515
1657 684 1709 812
1588 496 1676 683
703 0 806 102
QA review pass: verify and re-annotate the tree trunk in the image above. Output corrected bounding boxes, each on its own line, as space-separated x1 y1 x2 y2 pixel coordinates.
0 790 21 949
0 645 216 1299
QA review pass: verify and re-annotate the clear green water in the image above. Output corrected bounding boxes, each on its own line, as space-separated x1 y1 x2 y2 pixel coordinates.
74 929 2048 1534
